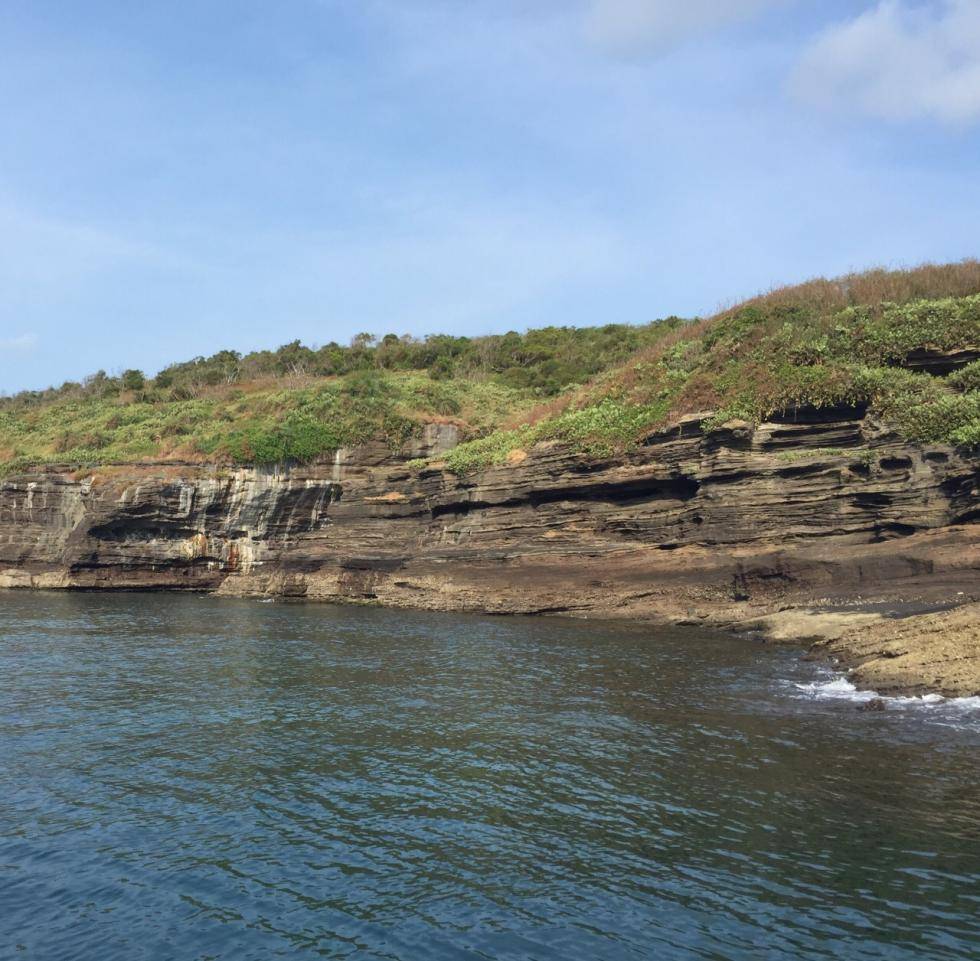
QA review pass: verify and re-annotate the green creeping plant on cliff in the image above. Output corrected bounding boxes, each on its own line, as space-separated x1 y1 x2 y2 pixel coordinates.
435 289 980 473
2 264 979 474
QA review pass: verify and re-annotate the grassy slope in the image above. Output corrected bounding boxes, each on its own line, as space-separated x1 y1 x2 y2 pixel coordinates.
440 265 980 473
1 262 979 477
0 322 678 475
0 374 539 476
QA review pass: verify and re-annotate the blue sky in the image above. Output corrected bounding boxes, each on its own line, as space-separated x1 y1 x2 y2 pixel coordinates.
1 0 979 392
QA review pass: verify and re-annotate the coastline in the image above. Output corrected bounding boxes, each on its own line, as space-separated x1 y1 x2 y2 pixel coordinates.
1 412 976 701
1 577 976 700
804 601 980 699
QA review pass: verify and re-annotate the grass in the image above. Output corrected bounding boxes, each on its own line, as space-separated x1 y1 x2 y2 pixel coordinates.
435 270 980 473
2 261 979 477
433 399 671 474
773 448 879 466
774 448 852 463
0 373 541 476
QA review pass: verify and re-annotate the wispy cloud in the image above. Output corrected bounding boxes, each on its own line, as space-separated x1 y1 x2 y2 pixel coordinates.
793 0 980 125
586 0 784 57
0 333 37 351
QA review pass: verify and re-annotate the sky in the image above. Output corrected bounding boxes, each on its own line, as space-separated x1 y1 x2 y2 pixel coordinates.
1 0 979 393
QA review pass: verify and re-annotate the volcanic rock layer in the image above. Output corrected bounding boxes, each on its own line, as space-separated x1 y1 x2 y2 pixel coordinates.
2 410 978 692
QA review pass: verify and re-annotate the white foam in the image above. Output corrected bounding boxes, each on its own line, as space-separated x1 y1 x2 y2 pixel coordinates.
795 677 877 702
793 676 980 712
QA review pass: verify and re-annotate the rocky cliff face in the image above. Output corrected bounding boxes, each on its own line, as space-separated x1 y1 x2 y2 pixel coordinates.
2 408 977 633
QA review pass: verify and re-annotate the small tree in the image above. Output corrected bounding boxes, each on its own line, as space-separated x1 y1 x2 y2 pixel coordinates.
121 369 146 392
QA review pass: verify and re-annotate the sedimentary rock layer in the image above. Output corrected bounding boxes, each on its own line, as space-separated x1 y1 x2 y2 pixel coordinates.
2 407 976 634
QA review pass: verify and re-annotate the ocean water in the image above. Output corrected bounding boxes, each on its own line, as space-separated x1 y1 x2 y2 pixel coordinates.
1 592 978 961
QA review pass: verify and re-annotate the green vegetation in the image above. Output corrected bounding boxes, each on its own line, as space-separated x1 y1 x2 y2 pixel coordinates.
2 261 978 476
436 399 672 474
950 359 980 392
6 321 679 412
773 448 852 463
0 373 544 475
438 264 980 472
773 448 878 467
0 320 684 475
690 296 980 427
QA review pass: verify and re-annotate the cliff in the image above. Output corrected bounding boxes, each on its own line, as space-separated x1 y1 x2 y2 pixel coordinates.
2 408 977 695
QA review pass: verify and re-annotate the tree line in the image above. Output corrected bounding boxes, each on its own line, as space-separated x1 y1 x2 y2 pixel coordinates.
1 320 683 409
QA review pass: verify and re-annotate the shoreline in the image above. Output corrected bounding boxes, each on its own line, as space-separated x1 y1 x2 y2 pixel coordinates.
803 601 980 699
2 415 976 703
3 581 977 700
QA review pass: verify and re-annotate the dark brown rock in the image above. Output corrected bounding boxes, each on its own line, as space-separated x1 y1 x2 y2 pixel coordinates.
857 698 887 713
1 412 977 675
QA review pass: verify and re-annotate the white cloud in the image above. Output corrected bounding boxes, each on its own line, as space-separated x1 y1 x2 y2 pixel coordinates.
794 0 980 124
0 333 37 351
586 0 783 56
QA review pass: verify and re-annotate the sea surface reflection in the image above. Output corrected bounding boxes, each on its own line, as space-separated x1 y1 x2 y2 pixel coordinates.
1 593 978 960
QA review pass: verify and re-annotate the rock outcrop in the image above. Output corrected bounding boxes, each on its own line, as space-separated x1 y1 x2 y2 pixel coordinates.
1 407 978 693
809 603 980 699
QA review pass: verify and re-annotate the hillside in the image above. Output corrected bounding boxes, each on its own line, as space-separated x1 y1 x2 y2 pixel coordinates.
1 261 979 479
0 320 679 476
439 261 980 472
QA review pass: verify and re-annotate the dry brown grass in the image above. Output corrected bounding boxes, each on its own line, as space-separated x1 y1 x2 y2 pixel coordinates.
733 259 980 319
507 393 576 429
156 441 213 464
401 412 468 428
364 491 409 503
510 259 980 428
616 317 716 388
185 373 330 402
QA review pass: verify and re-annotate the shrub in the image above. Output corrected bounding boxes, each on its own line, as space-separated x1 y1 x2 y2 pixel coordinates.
121 369 146 392
950 360 980 392
225 413 340 465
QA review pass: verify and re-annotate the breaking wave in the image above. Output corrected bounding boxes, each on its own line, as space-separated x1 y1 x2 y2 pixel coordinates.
793 674 980 715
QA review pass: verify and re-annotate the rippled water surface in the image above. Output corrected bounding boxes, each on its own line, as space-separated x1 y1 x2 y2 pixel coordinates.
1 593 979 960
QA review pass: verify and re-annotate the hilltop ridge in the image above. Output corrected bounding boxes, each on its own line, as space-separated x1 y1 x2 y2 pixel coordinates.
2 260 978 476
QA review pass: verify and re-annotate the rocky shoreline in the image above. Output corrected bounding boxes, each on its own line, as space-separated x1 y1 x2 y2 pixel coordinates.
1 411 977 698
804 602 980 699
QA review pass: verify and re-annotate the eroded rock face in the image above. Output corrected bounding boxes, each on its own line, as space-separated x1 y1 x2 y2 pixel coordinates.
1 411 977 632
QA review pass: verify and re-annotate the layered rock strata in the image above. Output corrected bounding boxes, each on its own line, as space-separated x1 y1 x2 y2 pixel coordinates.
1 409 977 692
